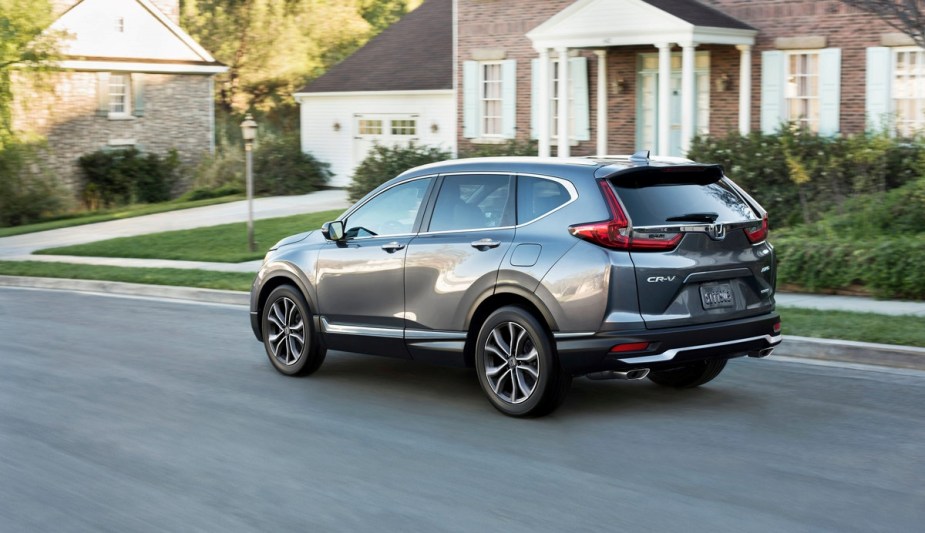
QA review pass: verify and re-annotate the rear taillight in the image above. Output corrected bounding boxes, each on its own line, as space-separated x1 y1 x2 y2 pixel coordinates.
568 181 681 251
745 214 769 244
609 342 650 353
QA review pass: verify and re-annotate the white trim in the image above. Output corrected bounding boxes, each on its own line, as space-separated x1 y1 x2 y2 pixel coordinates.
59 59 227 74
737 44 752 134
294 89 453 101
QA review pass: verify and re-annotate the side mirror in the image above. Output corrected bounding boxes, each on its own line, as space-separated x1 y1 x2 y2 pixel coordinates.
321 220 345 241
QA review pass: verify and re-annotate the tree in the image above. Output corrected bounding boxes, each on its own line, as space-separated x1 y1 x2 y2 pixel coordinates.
840 1 925 48
0 0 60 143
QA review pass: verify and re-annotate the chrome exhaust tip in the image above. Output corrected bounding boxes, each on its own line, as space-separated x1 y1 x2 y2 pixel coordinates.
749 347 774 358
586 368 651 381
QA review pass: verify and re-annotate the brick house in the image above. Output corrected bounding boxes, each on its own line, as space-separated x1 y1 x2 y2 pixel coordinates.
457 0 912 158
12 0 226 188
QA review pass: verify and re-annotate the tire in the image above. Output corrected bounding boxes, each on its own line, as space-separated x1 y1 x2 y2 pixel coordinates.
647 359 727 388
261 285 326 376
474 306 571 417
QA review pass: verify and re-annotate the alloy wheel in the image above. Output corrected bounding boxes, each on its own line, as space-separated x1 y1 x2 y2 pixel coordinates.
483 322 540 404
266 297 305 366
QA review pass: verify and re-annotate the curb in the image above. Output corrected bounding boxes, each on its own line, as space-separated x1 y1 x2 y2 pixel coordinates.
2 276 923 371
0 275 249 307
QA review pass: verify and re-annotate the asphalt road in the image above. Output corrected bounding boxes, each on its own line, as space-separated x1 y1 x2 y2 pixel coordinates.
1 287 923 532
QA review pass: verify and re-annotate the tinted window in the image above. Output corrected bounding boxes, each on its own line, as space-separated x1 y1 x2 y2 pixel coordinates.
612 175 757 226
344 178 432 238
517 176 570 223
429 174 514 231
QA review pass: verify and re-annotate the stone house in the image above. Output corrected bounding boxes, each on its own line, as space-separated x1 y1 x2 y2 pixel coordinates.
12 0 226 189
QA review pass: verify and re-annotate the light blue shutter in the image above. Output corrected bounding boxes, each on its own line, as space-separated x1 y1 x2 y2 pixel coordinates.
501 59 517 139
866 47 892 132
760 51 784 133
819 48 842 135
531 58 538 139
132 73 145 117
463 61 479 138
570 57 590 141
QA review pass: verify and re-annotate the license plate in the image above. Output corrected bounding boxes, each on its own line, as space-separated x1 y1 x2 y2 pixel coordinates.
701 283 734 309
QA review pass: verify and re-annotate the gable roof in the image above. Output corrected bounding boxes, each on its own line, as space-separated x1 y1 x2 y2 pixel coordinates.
644 0 754 30
50 0 226 73
298 0 452 94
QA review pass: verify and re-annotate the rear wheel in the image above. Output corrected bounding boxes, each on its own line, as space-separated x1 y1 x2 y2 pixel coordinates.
261 285 326 376
647 359 727 388
475 306 571 417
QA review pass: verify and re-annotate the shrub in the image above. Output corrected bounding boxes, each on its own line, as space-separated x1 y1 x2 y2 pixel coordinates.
252 133 330 196
348 142 451 202
0 138 69 226
458 139 537 158
77 148 182 209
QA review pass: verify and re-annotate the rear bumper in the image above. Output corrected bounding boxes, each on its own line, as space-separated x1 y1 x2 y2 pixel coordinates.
555 312 781 375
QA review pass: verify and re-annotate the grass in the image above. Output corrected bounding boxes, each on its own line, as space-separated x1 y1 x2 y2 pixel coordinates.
0 194 245 238
36 209 344 263
0 261 253 292
778 307 925 348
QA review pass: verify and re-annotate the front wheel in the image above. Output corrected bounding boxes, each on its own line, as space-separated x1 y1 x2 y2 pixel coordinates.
474 306 571 417
647 359 727 388
261 285 326 376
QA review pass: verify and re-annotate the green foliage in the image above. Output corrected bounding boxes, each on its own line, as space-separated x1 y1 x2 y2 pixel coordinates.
78 148 182 209
458 139 538 158
348 142 451 202
0 0 61 142
688 129 925 228
0 137 68 226
253 133 330 195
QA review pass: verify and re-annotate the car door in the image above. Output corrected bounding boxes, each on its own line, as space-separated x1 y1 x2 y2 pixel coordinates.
316 176 434 358
403 173 516 364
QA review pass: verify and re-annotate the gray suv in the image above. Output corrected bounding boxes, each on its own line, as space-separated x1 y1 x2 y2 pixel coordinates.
249 153 782 417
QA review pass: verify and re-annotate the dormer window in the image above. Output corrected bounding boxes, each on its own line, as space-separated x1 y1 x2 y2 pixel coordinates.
116 17 124 32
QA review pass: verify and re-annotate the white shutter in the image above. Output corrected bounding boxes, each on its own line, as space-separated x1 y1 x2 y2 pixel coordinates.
866 47 892 132
132 74 145 117
463 61 479 138
570 57 590 141
760 51 784 133
530 58 538 139
96 72 110 117
819 48 842 135
501 59 517 139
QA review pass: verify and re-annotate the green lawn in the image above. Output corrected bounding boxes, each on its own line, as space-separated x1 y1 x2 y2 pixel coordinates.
0 194 244 238
0 261 253 291
778 307 925 347
36 209 343 263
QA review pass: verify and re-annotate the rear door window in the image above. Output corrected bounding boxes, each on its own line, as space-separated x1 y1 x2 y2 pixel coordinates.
611 172 757 226
428 174 515 232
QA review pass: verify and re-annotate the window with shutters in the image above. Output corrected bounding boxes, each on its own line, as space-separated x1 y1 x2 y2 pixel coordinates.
481 62 503 137
109 73 130 117
785 52 820 132
893 48 925 136
550 60 575 140
463 59 516 140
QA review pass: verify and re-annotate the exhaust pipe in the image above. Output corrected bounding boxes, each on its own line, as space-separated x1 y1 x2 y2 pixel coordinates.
749 348 774 358
586 368 650 381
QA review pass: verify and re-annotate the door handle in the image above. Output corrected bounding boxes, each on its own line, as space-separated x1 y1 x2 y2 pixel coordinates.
380 241 405 253
470 238 501 251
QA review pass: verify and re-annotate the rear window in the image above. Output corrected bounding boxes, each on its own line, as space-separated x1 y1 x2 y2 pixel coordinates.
610 172 758 226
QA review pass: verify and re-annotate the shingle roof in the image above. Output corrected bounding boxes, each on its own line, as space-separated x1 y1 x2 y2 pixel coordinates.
646 0 755 30
299 0 452 93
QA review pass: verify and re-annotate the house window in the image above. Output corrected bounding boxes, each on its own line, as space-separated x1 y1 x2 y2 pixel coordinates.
481 62 503 137
391 119 416 136
116 17 125 32
358 119 383 135
109 74 130 116
785 52 820 131
551 60 575 140
893 48 925 135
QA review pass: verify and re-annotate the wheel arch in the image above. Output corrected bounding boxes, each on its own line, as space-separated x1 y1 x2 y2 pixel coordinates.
254 267 317 339
463 289 558 367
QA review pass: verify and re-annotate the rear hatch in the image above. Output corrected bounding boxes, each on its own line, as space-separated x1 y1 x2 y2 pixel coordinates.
610 165 774 330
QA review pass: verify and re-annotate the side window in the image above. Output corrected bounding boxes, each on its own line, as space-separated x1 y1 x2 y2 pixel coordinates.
429 174 514 232
517 176 570 223
344 178 432 238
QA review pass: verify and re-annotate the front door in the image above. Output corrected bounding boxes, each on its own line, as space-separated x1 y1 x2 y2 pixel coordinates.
316 176 434 357
636 52 711 157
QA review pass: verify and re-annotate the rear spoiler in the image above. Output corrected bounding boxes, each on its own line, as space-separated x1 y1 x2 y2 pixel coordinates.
596 164 725 185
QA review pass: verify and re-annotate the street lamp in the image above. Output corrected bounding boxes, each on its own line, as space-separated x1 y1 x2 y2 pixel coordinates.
241 113 257 252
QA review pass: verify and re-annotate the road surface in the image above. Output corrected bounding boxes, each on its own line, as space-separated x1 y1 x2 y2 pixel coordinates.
1 287 923 532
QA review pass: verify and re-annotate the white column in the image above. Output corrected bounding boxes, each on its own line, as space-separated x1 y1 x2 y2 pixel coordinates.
737 44 752 135
557 47 570 158
680 41 697 155
657 42 672 156
536 47 551 158
594 49 608 156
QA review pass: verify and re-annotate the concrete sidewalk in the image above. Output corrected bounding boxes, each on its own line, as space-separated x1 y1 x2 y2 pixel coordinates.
775 292 925 316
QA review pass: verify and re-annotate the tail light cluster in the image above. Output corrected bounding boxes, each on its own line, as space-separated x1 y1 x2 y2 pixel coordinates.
745 214 769 244
568 181 682 251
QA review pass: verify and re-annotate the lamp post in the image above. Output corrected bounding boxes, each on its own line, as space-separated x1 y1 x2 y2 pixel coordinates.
241 113 257 252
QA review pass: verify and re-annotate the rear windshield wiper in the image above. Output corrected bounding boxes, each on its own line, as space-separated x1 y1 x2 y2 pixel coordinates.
665 212 719 223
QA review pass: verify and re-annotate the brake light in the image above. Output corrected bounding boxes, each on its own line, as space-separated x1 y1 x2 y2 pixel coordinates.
745 214 769 244
609 342 650 353
773 321 782 334
568 181 681 251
